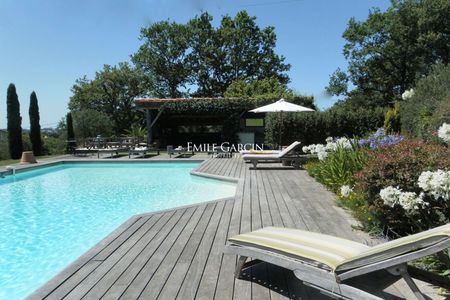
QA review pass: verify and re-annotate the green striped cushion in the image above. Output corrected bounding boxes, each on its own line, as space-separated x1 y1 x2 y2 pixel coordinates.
336 223 450 271
228 227 369 270
229 224 450 271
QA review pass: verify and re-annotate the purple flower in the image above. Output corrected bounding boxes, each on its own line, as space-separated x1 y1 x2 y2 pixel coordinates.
358 128 404 149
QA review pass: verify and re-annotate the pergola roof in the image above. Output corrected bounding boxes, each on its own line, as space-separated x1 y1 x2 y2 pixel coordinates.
134 97 239 110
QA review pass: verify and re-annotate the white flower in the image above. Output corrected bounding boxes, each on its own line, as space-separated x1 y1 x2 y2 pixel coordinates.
335 137 353 149
379 186 402 207
418 171 434 191
401 89 414 100
418 169 450 200
438 123 450 143
325 142 337 151
302 146 310 153
380 186 428 212
340 185 353 198
314 144 326 153
317 150 329 161
398 192 427 212
325 137 333 143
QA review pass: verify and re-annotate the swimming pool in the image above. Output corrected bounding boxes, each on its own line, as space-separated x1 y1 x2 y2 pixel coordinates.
0 162 236 300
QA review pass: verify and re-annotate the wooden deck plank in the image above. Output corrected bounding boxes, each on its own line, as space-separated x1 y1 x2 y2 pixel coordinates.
45 216 156 300
233 165 255 300
119 207 197 299
98 210 181 299
155 203 217 300
175 201 227 299
63 213 174 300
195 199 234 299
137 204 208 299
249 170 271 300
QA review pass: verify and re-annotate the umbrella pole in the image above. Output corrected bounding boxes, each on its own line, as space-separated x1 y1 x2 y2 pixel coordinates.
278 111 283 149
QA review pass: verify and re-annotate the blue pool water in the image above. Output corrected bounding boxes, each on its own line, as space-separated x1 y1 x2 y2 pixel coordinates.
0 162 236 300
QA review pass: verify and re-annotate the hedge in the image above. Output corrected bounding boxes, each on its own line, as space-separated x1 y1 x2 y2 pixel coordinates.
265 106 386 146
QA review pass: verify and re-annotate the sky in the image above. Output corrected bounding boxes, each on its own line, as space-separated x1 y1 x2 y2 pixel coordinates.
0 0 391 129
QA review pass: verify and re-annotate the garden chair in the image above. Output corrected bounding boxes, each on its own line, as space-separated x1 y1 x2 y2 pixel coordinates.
224 224 450 300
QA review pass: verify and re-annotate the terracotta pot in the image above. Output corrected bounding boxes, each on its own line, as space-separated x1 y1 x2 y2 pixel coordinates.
20 151 37 164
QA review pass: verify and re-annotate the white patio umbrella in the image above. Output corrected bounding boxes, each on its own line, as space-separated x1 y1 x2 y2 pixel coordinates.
249 98 314 148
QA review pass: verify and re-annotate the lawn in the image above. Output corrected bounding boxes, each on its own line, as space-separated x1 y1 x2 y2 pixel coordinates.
0 155 62 167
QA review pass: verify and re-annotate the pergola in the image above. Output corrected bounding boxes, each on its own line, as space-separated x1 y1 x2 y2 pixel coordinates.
133 97 242 145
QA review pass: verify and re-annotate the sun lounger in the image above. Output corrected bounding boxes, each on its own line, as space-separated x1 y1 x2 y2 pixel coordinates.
167 145 194 158
73 147 98 156
241 141 303 168
224 225 450 300
239 149 281 155
97 147 128 158
128 146 160 158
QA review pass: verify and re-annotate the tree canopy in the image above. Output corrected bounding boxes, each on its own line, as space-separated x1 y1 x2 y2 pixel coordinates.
69 62 151 135
224 77 315 109
327 0 450 107
132 11 290 97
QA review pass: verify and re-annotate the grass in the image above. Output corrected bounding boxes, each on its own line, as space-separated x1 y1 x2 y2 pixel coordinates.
0 155 63 167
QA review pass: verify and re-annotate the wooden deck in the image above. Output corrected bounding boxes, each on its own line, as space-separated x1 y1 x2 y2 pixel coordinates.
27 156 437 299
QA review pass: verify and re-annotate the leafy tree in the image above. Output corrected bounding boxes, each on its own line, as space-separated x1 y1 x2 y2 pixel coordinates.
69 62 150 134
29 91 42 155
72 109 114 140
133 11 290 97
6 83 23 159
217 11 290 91
187 12 224 96
132 21 191 97
224 77 315 108
328 0 450 106
66 112 75 152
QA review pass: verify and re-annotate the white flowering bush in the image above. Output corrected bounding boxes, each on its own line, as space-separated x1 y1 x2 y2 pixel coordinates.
303 137 353 161
340 185 353 198
379 186 402 207
379 169 449 213
401 88 414 100
379 186 427 212
438 123 450 143
418 170 450 201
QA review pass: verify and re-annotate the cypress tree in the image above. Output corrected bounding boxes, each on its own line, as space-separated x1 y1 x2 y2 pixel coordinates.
6 83 23 159
29 91 43 156
66 112 76 152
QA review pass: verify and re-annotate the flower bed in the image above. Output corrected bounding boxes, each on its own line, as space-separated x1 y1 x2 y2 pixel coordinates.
304 126 450 237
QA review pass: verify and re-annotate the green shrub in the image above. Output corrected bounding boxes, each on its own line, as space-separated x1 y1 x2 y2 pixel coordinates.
0 142 10 160
305 145 368 192
401 63 450 140
265 106 385 147
42 136 66 155
72 109 114 140
353 140 450 236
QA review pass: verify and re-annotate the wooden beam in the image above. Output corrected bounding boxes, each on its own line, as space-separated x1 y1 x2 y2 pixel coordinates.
146 109 152 144
149 107 165 129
